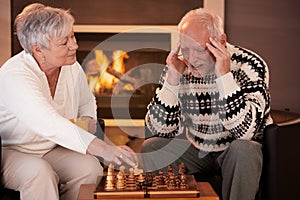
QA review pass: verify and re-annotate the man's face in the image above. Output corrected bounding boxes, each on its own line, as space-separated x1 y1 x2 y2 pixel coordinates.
180 21 216 77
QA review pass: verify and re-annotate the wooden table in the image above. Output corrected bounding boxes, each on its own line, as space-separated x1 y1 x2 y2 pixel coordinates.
77 182 219 200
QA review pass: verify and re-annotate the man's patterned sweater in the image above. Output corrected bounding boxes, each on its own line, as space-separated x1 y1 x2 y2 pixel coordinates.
145 43 273 152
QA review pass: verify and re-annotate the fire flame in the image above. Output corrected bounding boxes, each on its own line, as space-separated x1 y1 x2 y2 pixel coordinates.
85 49 129 94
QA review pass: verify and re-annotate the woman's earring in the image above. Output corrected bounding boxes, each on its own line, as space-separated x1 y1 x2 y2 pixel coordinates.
42 56 46 65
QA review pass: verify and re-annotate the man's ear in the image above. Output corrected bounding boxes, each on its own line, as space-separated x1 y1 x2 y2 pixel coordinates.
220 34 227 46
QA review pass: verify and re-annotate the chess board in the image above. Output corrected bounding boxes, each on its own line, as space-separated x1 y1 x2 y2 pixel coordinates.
94 167 200 199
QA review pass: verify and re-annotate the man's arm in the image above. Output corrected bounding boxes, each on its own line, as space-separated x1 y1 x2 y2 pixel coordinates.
216 46 271 142
145 66 183 138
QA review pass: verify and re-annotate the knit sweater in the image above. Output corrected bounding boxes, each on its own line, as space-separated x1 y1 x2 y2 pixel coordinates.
145 43 273 152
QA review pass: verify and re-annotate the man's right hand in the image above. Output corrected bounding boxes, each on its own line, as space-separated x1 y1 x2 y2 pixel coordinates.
166 42 186 86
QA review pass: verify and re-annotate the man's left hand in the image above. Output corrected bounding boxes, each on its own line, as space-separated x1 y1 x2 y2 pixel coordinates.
206 37 231 77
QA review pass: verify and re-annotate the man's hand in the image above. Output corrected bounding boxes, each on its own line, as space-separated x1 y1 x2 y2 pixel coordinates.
206 37 231 77
166 42 186 85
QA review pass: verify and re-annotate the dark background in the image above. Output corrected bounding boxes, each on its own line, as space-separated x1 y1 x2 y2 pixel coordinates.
10 0 300 113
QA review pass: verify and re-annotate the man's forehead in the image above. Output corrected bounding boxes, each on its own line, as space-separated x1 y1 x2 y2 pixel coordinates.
181 18 206 30
180 32 208 48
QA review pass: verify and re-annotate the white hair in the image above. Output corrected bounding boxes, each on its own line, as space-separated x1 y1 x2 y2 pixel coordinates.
178 8 224 40
14 3 75 53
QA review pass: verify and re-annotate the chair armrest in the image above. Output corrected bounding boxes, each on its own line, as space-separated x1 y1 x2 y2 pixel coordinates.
97 118 105 133
95 118 105 140
277 117 300 127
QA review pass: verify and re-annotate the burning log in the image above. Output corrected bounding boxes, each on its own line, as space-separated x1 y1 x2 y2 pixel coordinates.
106 65 137 86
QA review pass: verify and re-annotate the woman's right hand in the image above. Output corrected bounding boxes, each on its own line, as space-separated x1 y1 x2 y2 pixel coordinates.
87 138 138 167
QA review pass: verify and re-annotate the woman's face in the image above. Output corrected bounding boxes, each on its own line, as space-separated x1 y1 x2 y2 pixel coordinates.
42 29 78 69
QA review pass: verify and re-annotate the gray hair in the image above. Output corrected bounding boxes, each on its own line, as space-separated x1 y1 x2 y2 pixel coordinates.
14 3 75 54
178 8 224 40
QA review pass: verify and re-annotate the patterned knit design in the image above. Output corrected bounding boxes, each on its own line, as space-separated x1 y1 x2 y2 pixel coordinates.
145 43 272 152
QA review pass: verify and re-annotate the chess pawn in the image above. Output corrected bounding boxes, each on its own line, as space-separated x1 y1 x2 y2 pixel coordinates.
119 165 126 173
167 174 176 190
126 168 137 190
116 171 126 190
146 170 153 187
137 173 145 190
179 174 187 189
156 170 166 188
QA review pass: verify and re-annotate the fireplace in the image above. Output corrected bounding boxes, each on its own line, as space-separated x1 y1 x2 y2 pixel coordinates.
75 26 178 119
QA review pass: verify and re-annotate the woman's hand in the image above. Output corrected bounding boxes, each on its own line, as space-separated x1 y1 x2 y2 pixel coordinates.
87 138 138 167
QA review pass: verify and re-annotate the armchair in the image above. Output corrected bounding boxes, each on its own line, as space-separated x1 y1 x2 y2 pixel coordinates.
260 113 300 200
193 110 300 200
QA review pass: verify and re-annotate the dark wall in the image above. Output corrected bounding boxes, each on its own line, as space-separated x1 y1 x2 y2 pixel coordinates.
11 0 202 25
225 0 300 113
11 0 203 55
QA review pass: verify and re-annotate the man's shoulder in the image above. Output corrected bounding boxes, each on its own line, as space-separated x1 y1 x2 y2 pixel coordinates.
227 43 266 64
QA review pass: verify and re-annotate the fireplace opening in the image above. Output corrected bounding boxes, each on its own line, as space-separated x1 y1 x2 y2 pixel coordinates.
76 32 171 119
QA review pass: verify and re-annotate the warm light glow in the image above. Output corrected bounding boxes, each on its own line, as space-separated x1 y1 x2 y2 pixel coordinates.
112 50 128 75
85 49 129 95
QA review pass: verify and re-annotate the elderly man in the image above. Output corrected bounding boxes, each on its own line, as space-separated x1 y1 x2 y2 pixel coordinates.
141 8 272 200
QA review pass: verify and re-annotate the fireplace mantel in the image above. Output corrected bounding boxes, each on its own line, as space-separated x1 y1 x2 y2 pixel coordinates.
74 25 179 51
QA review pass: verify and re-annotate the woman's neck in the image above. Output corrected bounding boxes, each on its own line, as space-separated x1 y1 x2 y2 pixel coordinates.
46 67 61 98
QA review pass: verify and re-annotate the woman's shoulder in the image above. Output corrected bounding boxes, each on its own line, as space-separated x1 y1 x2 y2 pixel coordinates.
0 51 33 73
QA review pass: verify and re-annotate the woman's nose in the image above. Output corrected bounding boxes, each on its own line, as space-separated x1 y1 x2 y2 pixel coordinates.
69 37 78 51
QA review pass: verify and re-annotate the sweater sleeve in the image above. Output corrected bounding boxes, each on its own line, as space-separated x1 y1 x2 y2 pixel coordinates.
216 50 271 142
145 66 182 138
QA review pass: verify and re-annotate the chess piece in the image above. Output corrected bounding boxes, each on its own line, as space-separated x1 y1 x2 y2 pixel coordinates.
116 170 126 190
178 162 186 175
156 170 166 188
107 163 115 176
167 165 173 175
133 165 143 176
137 173 145 190
119 165 126 173
167 173 176 190
179 174 187 189
104 163 115 191
146 170 153 187
126 168 137 190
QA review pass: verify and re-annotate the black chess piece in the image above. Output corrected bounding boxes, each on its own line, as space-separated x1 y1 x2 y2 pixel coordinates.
146 170 153 187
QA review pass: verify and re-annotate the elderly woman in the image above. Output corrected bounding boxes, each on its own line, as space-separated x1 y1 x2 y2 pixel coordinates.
0 3 137 200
